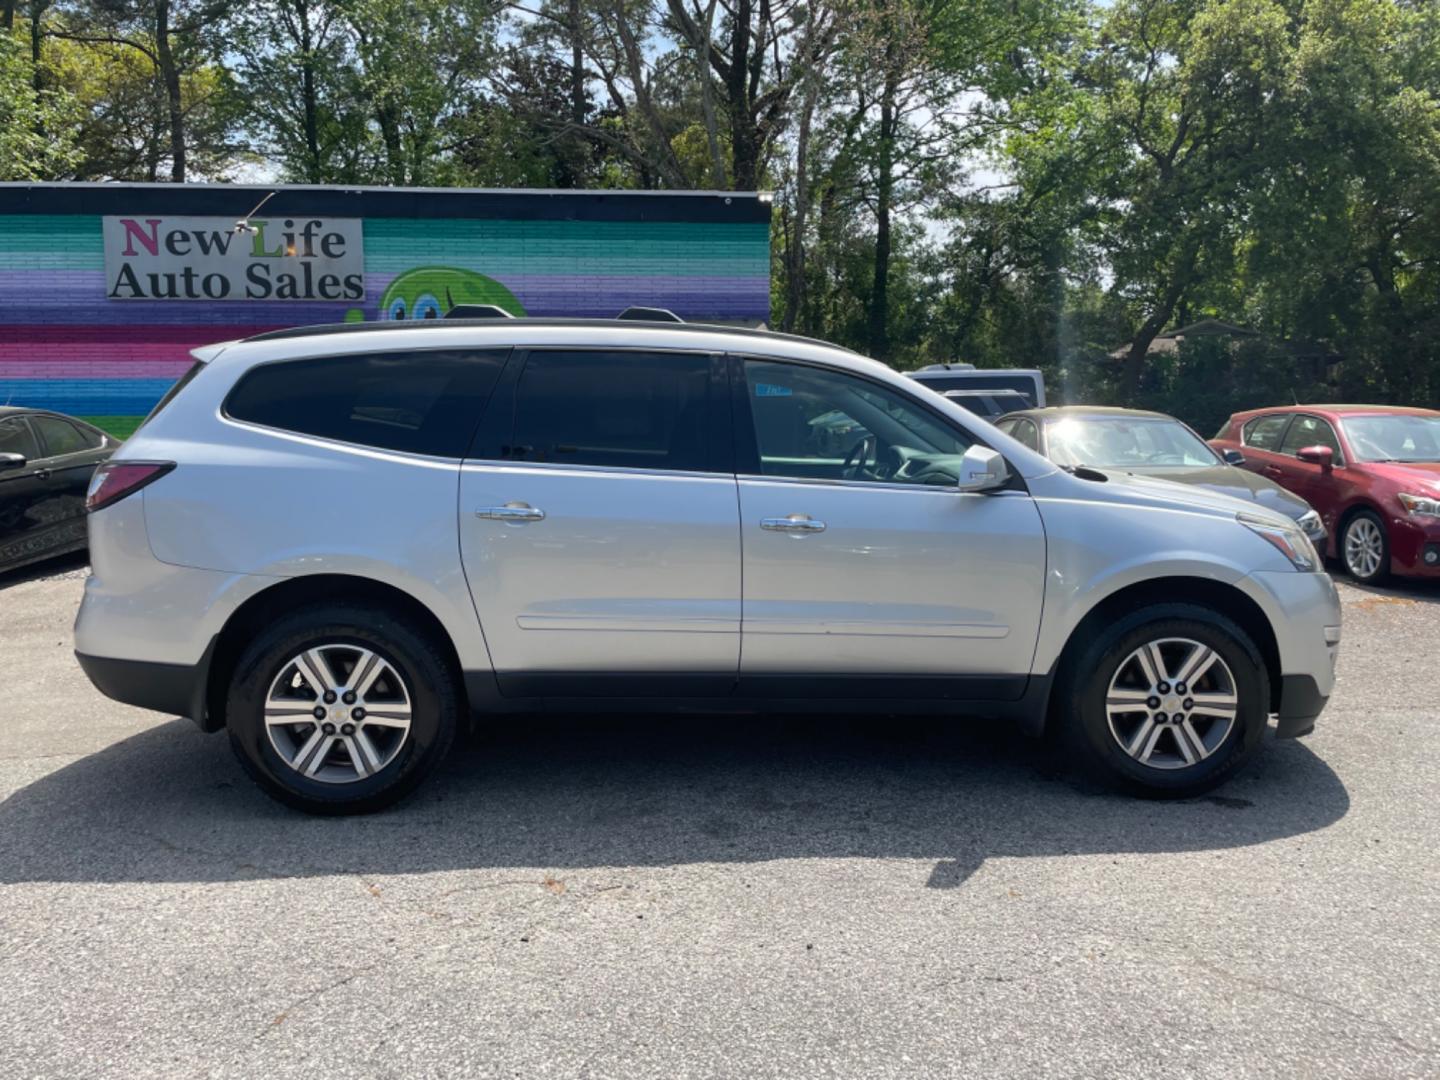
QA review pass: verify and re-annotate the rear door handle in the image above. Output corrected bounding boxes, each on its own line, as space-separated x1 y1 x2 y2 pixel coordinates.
760 514 826 533
476 503 545 522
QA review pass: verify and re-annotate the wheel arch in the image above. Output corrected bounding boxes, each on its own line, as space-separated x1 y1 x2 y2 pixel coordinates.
1037 576 1283 734
200 574 468 734
1334 498 1386 549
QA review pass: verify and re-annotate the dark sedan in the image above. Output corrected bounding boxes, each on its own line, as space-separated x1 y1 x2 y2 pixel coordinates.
0 408 117 575
995 406 1326 544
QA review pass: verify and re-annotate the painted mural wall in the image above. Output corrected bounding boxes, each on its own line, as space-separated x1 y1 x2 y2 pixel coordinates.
0 185 772 438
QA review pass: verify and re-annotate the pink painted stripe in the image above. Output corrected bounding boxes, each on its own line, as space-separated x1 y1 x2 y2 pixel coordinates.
0 358 195 378
0 339 200 378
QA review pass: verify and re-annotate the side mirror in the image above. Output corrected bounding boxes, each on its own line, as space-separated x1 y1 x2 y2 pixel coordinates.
1297 445 1334 468
0 452 26 472
956 445 1011 493
1222 448 1246 466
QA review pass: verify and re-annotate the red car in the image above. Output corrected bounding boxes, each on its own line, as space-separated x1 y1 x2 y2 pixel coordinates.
1211 405 1440 584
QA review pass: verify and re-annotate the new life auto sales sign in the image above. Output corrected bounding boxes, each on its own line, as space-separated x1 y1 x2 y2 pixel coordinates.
103 216 364 301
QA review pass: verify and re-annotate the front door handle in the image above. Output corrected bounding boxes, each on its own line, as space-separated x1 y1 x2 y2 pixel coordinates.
476 503 545 523
33 468 51 480
760 514 826 534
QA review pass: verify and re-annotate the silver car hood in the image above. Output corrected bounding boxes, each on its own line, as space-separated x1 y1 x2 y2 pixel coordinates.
1026 466 1296 529
1112 465 1313 520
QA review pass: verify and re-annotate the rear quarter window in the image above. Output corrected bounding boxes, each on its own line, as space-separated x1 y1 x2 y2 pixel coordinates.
1242 414 1291 451
224 349 509 457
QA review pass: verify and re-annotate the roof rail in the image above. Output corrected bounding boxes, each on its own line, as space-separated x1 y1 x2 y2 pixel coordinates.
444 304 515 320
616 306 683 322
239 316 856 352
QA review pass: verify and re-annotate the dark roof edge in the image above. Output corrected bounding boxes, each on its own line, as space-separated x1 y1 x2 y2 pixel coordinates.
0 183 773 224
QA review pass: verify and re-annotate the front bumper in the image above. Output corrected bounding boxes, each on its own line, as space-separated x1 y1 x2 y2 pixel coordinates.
1242 569 1340 736
1275 674 1328 738
1390 516 1440 577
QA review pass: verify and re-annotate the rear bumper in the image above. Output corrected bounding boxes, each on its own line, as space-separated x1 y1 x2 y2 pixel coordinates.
76 644 215 729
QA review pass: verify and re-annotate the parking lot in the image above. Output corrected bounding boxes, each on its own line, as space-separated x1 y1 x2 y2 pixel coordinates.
1 557 1437 1079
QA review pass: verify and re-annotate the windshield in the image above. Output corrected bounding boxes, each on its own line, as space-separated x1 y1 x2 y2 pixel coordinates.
1045 416 1220 469
1340 415 1440 463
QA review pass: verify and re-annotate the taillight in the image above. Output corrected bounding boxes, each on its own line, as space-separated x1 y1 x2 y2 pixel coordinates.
86 461 176 513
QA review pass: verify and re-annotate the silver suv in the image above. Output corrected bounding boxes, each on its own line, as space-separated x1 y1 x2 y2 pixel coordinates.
75 320 1341 813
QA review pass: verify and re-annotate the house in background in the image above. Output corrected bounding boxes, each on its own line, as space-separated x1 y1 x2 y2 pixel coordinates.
1110 319 1342 382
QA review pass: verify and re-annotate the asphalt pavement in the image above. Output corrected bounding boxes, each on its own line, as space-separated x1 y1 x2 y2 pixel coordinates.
1 554 1437 1079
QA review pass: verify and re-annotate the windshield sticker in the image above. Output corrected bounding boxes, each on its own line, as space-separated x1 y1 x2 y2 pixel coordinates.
755 383 793 397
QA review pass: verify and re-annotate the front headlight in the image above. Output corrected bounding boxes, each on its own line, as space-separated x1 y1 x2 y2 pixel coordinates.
1398 493 1440 519
1239 512 1320 571
1296 509 1325 539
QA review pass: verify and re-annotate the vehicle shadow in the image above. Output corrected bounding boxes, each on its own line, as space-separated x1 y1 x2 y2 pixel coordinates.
0 714 1349 889
1335 572 1440 606
0 551 87 591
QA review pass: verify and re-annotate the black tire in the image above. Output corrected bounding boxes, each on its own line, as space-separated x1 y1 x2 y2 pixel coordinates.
1056 603 1270 799
226 603 458 814
1341 509 1390 585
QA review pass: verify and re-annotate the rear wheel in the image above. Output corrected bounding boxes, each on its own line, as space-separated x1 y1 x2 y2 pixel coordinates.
1058 604 1270 798
1341 509 1389 584
226 604 458 814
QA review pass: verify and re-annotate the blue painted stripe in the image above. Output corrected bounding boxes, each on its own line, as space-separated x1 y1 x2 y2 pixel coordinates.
0 378 173 415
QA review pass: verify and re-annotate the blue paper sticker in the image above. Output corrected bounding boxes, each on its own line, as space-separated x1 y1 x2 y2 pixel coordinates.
755 383 793 397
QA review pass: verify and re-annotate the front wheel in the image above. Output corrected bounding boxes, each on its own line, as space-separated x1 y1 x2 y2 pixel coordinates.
226 603 459 814
1341 509 1389 584
1057 604 1270 798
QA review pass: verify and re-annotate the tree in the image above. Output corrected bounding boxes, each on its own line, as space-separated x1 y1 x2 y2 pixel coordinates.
230 0 371 183
50 0 241 181
0 24 81 178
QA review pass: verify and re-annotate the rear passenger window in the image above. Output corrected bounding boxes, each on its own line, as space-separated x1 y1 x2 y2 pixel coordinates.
1242 414 1291 451
506 350 711 472
1010 419 1040 452
32 415 94 456
225 350 507 457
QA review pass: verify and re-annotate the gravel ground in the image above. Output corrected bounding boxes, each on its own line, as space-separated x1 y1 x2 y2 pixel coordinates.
1 553 1437 1079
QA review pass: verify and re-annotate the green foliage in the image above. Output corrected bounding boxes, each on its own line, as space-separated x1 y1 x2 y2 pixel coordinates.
7 0 1439 417
0 27 82 180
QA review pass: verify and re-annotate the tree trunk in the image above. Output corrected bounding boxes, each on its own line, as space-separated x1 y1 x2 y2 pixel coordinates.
1123 244 1197 396
868 49 899 361
154 0 185 182
569 0 584 125
725 0 760 190
4 1 15 31
781 69 821 333
296 0 321 182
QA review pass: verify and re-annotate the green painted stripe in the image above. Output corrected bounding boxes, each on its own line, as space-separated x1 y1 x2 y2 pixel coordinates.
79 415 143 439
0 214 103 251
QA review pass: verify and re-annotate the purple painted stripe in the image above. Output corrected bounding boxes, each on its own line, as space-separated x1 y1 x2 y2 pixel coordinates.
0 270 769 324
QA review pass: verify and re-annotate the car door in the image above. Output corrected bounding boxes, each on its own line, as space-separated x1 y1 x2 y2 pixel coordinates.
27 414 111 555
1237 412 1295 483
731 356 1047 699
458 347 740 696
1274 413 1346 526
0 416 49 570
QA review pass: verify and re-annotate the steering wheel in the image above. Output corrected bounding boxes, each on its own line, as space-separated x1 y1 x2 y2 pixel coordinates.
841 434 877 480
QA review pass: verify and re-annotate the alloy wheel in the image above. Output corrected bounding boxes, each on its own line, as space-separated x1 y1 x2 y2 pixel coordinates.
1105 637 1239 770
1344 517 1385 579
263 644 412 784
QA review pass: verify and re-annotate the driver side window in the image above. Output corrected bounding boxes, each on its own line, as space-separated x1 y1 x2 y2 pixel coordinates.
741 359 971 485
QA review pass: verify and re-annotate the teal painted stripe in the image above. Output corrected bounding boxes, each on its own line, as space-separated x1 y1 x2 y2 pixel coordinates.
0 214 103 251
363 254 769 276
0 215 770 273
364 218 771 244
